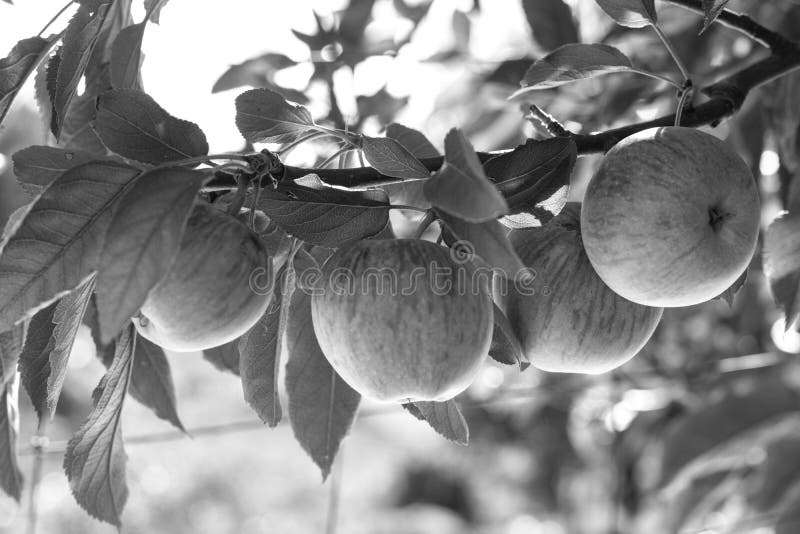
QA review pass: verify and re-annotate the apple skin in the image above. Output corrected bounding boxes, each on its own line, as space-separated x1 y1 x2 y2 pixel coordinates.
311 239 493 403
134 202 273 352
497 203 663 374
581 127 760 307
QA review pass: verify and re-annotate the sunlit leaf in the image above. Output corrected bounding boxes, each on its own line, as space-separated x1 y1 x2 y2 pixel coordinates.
403 400 469 445
129 337 184 431
64 323 134 526
362 136 430 180
203 339 240 375
235 88 318 143
385 123 440 159
594 0 657 28
0 35 59 126
700 0 731 33
487 303 529 370
521 0 579 51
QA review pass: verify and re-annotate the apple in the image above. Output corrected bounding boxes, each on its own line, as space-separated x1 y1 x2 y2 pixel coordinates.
134 202 273 352
581 127 760 307
311 239 493 402
496 203 663 374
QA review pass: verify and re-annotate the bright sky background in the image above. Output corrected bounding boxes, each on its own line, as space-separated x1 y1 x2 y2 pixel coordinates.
0 0 532 152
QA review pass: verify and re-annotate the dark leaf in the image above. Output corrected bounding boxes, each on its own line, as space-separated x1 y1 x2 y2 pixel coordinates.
19 275 96 420
521 0 579 51
339 0 375 47
258 175 391 247
12 145 99 190
0 324 25 386
50 2 113 138
64 323 134 526
144 0 169 22
748 435 800 512
488 303 529 370
763 214 800 328
291 11 336 52
203 340 240 375
0 379 22 501
362 136 430 179
60 92 109 155
130 336 184 431
110 22 146 91
715 269 747 308
403 400 468 445
385 123 440 159
95 89 209 164
485 57 535 87
0 35 58 126
483 137 576 221
285 291 361 479
356 87 408 126
594 0 657 28
96 168 208 344
239 264 288 427
211 53 300 96
423 128 508 223
512 43 635 95
0 161 141 332
235 88 317 144
700 0 731 33
437 212 528 280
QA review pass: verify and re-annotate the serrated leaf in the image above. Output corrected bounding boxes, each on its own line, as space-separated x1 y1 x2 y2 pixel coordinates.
512 44 634 95
0 35 58 126
362 136 430 180
0 378 22 501
64 323 134 526
239 264 287 427
403 400 468 445
96 168 208 344
12 146 98 191
110 22 145 91
129 336 184 431
235 88 317 143
0 161 141 332
19 274 96 420
764 214 800 328
488 303 529 370
144 0 169 22
95 89 209 164
50 2 112 138
286 291 361 479
522 0 579 51
385 123 440 159
203 339 240 375
258 175 391 247
423 129 508 223
594 0 657 28
700 0 730 33
438 212 527 280
60 92 109 155
483 137 575 224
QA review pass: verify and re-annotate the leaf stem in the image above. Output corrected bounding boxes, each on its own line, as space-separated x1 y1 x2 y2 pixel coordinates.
36 0 73 37
389 204 429 213
630 68 684 89
674 83 694 126
652 23 691 82
276 131 329 155
411 210 437 239
319 147 355 169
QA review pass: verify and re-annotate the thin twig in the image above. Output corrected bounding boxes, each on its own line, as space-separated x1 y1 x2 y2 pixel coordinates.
36 0 73 37
652 23 692 81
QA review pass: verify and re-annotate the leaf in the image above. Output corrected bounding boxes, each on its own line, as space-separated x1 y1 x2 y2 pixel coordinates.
0 161 141 332
715 269 747 308
203 340 240 375
285 291 361 479
361 136 430 180
658 378 800 491
211 53 298 94
95 89 210 164
64 323 134 527
129 336 184 431
488 303 529 370
700 0 731 33
258 175 391 247
594 0 657 28
96 168 208 344
402 400 468 445
437 212 528 281
235 88 317 143
0 378 22 501
763 214 800 328
747 435 800 512
60 92 109 155
19 274 96 421
110 22 146 91
423 129 508 223
385 123 440 159
239 264 288 427
144 0 169 22
512 44 635 95
0 324 25 386
12 145 99 190
50 2 113 138
521 0 579 51
0 35 58 126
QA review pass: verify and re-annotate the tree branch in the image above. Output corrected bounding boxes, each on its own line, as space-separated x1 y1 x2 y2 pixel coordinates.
204 2 800 190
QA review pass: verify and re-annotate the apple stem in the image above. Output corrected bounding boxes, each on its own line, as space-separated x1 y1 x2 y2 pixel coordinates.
674 82 694 127
708 206 732 231
412 211 437 240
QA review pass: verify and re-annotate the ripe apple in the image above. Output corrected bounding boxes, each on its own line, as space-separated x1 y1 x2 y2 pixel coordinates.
496 203 663 374
581 127 760 307
311 239 493 402
134 202 273 352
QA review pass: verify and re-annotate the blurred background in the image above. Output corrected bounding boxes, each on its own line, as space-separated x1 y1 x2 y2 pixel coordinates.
2 0 800 532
